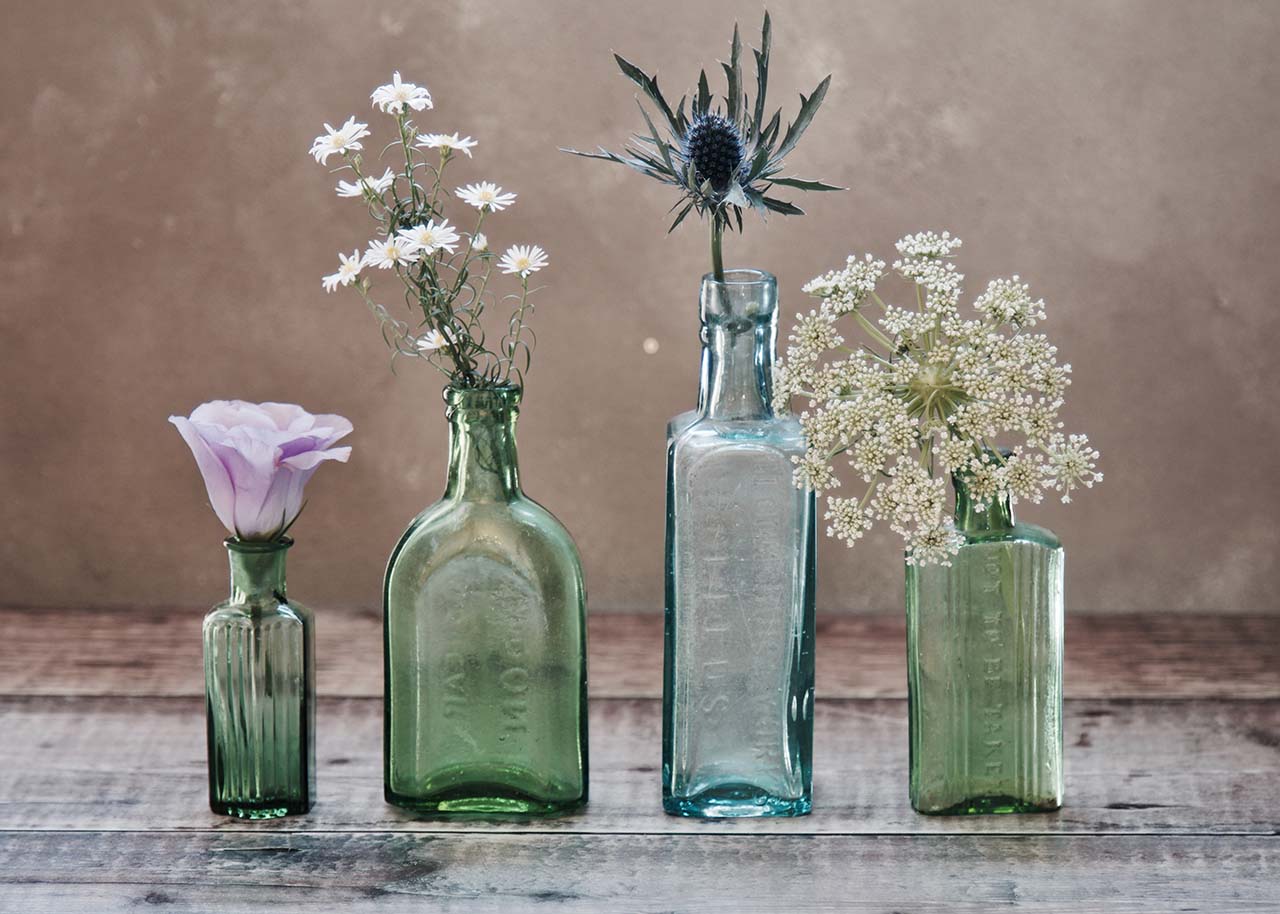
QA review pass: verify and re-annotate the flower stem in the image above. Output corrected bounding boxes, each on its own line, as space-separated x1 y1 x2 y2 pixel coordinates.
710 217 725 282
853 310 896 352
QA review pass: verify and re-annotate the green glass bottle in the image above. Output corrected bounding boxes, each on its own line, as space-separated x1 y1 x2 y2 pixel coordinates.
905 470 1064 815
384 385 588 815
203 537 315 818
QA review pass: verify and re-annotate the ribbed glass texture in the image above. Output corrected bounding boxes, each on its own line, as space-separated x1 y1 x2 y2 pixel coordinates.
663 270 816 818
905 474 1064 815
384 385 588 816
203 538 315 819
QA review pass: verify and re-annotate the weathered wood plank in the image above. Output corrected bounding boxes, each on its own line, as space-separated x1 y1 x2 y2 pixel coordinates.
1 831 1276 913
2 696 1276 836
2 607 1275 699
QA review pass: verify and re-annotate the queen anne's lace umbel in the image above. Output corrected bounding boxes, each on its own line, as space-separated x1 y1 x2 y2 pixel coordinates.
777 232 1102 565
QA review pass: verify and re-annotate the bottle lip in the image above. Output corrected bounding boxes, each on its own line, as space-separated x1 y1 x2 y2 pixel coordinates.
700 268 777 287
444 383 522 412
224 536 293 554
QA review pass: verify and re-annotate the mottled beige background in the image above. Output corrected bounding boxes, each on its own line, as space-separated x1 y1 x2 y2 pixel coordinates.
2 0 1278 614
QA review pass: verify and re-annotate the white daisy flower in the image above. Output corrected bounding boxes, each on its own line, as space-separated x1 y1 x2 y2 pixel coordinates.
335 167 396 198
470 233 488 252
397 219 460 255
415 328 452 353
415 133 478 157
364 237 421 270
309 117 371 164
457 182 517 212
322 250 364 292
498 244 549 277
370 72 432 114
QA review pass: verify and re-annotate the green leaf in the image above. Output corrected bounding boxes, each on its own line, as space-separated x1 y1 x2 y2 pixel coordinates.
696 69 711 116
722 23 742 123
744 140 773 183
635 99 676 173
762 195 804 215
759 108 782 149
614 53 682 137
751 11 772 142
742 186 770 215
627 146 675 174
668 199 696 232
774 74 831 161
559 146 676 183
767 175 844 191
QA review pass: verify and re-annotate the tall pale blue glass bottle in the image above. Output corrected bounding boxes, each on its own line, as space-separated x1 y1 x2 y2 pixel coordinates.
663 269 816 818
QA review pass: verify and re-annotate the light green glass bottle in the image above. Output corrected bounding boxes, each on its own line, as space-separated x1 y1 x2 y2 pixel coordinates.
905 470 1064 815
384 385 588 816
203 537 315 818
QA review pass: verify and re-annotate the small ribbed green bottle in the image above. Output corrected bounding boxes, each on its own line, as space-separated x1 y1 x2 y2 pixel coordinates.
203 538 315 818
905 470 1064 815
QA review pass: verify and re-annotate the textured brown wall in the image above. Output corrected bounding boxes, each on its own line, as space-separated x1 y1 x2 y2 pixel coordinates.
2 0 1278 613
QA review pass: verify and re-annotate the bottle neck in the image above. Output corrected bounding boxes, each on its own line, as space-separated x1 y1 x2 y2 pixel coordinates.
226 539 289 604
697 270 778 421
443 387 522 502
953 475 1015 533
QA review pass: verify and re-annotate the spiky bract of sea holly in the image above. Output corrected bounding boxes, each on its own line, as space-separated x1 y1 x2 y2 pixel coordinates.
563 11 841 239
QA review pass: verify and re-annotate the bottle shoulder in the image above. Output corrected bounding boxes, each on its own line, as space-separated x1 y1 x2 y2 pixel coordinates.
963 520 1062 551
387 493 584 584
204 598 311 628
668 411 805 454
398 492 572 537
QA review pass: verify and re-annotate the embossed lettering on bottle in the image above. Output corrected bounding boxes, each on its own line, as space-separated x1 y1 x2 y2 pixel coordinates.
980 553 1006 780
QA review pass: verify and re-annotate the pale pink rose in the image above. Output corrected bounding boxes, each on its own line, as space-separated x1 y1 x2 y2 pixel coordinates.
170 401 352 541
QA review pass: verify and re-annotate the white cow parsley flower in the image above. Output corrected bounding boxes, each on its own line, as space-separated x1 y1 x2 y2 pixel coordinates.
397 219 460 255
416 133 477 157
498 244 548 277
825 496 872 545
457 182 517 212
322 250 364 292
309 117 371 164
363 237 420 269
1043 433 1103 503
370 72 432 114
777 232 1100 563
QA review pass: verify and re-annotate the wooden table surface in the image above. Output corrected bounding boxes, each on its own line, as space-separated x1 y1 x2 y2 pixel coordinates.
1 607 1277 913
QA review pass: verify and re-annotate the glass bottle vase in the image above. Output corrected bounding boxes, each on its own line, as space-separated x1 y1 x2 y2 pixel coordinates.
905 472 1064 815
203 537 315 819
663 269 816 818
384 385 588 816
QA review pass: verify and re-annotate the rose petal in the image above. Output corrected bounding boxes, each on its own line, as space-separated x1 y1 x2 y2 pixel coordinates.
169 416 237 535
174 402 352 540
280 445 353 471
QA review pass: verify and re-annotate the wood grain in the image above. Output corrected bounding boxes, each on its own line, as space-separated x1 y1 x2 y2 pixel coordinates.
2 607 1275 699
1 831 1276 913
1 608 1276 913
2 696 1277 837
